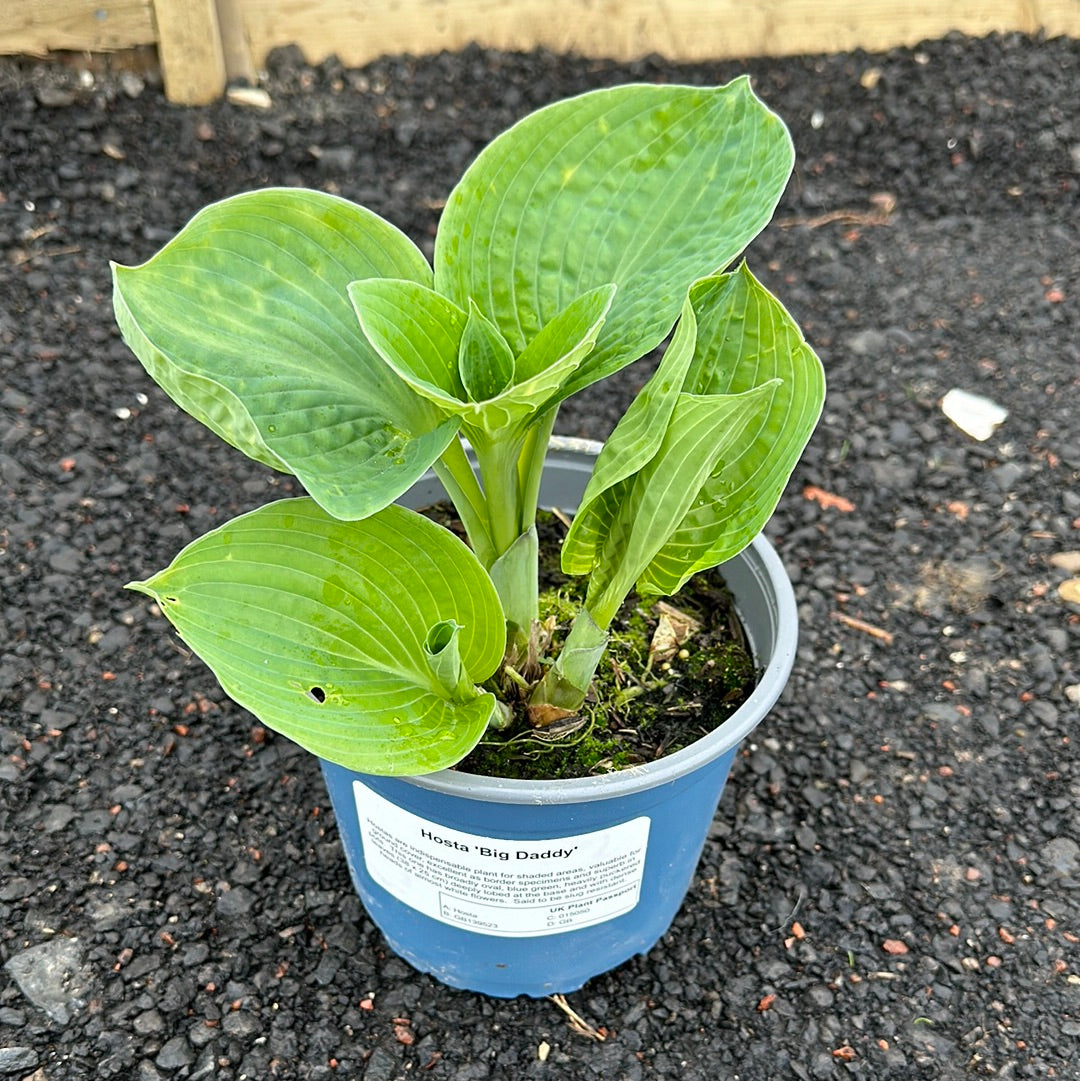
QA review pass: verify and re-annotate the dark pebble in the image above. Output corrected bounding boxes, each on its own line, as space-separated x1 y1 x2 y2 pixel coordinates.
154 1036 194 1071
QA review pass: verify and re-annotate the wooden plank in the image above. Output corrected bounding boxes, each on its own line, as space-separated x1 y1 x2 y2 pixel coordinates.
3 0 1078 103
151 0 227 104
231 0 1080 71
0 0 157 54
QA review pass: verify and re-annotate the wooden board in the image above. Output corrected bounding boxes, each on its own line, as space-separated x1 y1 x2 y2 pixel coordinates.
151 0 227 104
3 0 1078 104
231 0 1080 70
0 0 156 54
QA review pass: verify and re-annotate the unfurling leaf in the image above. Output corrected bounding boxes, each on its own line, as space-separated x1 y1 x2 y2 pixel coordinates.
564 265 825 621
458 300 515 402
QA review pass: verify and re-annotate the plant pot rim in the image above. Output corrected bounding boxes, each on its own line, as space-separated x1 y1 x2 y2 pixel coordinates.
396 436 797 805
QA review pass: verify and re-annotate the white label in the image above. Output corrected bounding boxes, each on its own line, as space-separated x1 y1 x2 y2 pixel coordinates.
353 781 650 938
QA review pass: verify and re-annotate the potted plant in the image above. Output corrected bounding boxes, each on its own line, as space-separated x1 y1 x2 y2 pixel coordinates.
113 77 825 996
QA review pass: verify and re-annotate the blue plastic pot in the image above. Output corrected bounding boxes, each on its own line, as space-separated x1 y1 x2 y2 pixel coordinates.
320 439 797 997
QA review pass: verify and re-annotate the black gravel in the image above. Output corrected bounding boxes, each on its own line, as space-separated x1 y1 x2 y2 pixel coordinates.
2 30 1079 1081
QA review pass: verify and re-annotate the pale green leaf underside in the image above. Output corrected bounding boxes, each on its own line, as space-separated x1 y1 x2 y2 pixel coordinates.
640 265 825 592
112 188 459 521
127 499 505 775
435 77 795 399
574 386 777 618
564 263 825 605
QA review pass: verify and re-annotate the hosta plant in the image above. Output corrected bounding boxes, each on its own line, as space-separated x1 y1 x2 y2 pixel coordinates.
114 77 824 777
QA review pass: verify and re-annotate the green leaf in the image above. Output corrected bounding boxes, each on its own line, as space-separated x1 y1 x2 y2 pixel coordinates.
560 285 701 557
564 265 824 610
351 280 615 435
112 188 458 521
434 78 794 400
348 277 469 409
423 621 474 702
458 300 515 402
639 264 825 592
512 283 616 383
575 386 778 624
127 498 506 775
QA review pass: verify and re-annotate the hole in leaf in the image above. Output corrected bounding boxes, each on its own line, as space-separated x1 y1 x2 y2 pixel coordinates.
308 686 327 704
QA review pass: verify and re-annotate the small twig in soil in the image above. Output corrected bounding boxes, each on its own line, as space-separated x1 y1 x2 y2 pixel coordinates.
548 994 606 1040
778 194 896 230
830 611 895 645
12 244 83 265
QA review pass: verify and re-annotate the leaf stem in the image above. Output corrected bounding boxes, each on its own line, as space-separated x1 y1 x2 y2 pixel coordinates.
528 608 608 714
517 407 558 535
434 437 497 567
470 429 527 560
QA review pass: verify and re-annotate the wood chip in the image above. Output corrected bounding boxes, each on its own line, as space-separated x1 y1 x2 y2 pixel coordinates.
803 485 855 512
831 611 894 644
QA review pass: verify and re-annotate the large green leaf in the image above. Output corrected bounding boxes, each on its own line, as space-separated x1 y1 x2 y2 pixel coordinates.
127 499 506 775
112 188 459 521
434 77 794 400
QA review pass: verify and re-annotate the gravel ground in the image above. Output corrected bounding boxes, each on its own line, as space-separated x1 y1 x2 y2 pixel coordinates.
1 29 1079 1081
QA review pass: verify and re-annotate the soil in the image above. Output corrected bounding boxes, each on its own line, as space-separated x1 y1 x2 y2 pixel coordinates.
2 29 1079 1081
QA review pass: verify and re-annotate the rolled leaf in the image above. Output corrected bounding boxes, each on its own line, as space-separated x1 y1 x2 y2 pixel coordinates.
112 188 458 522
434 77 794 400
127 498 506 775
423 621 474 702
458 300 515 402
